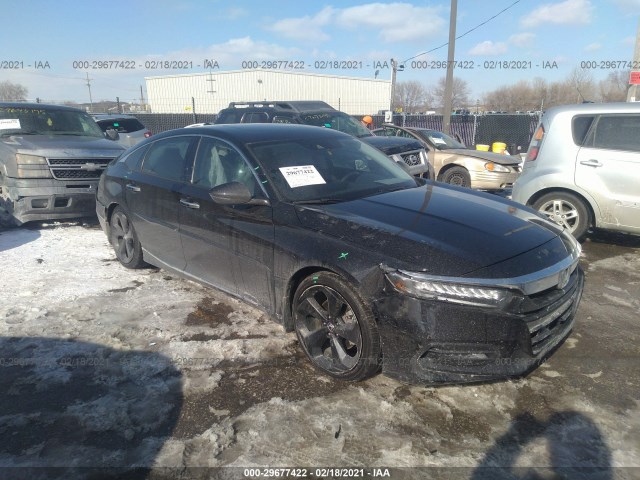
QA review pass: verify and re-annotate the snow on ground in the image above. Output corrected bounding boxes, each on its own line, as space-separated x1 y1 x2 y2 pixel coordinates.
0 222 638 479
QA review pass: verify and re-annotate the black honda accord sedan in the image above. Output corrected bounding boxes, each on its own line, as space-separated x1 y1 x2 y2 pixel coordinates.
97 124 584 385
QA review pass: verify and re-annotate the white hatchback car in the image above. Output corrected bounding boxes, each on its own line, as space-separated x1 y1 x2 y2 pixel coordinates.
512 102 640 239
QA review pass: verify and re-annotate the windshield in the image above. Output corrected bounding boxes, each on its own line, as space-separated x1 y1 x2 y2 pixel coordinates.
415 129 466 150
249 135 417 203
299 111 373 138
0 107 104 138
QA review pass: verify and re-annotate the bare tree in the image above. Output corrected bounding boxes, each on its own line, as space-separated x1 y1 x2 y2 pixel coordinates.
599 70 630 102
393 81 431 113
0 81 28 101
430 77 470 109
567 67 596 103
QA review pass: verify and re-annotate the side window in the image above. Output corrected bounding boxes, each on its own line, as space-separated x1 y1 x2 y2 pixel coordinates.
192 137 257 194
592 115 640 152
119 144 149 171
242 112 269 123
572 115 595 146
142 136 193 181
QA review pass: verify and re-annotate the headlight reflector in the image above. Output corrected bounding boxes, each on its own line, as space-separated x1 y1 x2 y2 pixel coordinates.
484 162 510 173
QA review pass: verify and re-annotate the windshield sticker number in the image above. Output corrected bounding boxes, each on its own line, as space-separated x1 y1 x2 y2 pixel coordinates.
431 137 446 145
0 119 21 130
279 165 326 188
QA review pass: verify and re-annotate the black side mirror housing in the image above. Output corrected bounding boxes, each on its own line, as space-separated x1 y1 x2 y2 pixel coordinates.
105 129 119 141
209 182 270 206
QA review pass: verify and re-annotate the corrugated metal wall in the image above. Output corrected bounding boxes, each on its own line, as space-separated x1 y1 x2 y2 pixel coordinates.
145 70 391 115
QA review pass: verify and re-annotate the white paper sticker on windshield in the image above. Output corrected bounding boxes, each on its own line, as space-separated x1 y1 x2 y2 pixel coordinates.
431 137 446 145
0 119 21 130
279 165 326 188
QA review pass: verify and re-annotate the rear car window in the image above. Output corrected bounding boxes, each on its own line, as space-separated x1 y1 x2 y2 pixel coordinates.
572 115 595 146
591 115 640 153
97 118 145 133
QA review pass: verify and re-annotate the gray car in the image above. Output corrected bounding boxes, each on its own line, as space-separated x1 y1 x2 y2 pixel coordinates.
512 102 640 239
92 114 152 148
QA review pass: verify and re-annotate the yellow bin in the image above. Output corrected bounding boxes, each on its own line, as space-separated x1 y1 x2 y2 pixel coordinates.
492 142 507 153
476 144 490 151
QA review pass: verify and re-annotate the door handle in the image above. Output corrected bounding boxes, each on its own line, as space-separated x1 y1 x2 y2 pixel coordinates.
179 198 200 209
580 159 603 168
126 183 141 192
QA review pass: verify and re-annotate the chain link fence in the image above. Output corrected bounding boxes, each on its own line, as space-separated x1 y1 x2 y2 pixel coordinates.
128 111 541 154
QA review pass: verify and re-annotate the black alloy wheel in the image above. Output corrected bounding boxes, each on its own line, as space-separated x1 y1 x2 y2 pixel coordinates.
293 272 381 381
110 207 145 269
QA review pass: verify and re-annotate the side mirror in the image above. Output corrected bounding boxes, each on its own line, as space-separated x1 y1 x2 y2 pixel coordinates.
209 181 270 206
105 128 119 141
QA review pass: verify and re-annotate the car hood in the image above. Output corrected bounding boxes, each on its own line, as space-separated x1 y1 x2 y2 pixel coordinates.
441 148 521 165
1 134 125 157
361 135 424 155
295 183 564 276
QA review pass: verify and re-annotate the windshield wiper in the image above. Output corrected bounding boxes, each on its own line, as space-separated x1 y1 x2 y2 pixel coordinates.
0 130 39 137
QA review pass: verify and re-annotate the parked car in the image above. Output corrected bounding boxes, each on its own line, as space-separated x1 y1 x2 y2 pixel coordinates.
92 114 152 148
0 102 125 226
97 123 583 385
214 101 433 178
512 102 640 240
373 125 521 192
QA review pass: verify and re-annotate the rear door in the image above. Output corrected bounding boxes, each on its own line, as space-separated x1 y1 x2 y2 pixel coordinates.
575 114 640 231
125 135 198 269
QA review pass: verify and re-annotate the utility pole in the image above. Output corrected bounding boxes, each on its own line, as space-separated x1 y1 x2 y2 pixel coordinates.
85 73 93 112
442 0 458 135
390 58 404 112
627 18 640 102
139 85 145 111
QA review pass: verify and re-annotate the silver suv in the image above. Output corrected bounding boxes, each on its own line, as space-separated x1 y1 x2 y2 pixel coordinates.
512 102 640 239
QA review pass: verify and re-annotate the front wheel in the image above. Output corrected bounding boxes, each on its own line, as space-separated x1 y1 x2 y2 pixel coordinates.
293 272 381 381
110 206 145 268
532 192 590 240
441 166 471 188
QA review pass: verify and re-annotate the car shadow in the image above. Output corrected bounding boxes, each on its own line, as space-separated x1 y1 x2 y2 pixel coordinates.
470 411 612 480
0 336 183 479
584 229 640 248
0 227 41 252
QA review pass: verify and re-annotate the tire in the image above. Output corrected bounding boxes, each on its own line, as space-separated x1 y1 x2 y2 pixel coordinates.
532 192 590 240
441 166 471 188
292 272 381 381
109 207 145 269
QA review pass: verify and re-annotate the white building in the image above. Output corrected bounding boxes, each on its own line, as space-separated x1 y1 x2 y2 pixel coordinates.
144 69 391 115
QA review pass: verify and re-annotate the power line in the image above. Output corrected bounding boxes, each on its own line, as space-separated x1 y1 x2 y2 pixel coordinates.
402 0 523 64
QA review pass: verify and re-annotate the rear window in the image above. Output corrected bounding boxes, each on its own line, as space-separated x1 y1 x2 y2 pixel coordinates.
572 115 595 146
96 118 145 133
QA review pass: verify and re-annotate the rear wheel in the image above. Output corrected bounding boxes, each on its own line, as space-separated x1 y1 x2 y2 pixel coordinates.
532 192 590 240
441 166 471 188
110 207 145 268
293 272 381 381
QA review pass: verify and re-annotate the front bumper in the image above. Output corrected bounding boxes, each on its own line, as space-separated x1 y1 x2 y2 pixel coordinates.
470 170 520 191
1 178 99 224
373 266 584 385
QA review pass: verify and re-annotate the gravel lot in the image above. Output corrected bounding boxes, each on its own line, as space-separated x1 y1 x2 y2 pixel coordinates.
0 220 638 480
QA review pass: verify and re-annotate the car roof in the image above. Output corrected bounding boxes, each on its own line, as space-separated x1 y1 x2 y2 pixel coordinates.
545 102 640 116
0 102 86 113
151 123 353 144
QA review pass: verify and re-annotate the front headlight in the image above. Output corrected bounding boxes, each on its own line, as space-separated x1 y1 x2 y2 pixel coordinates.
385 270 515 308
15 154 52 178
484 162 510 173
16 154 47 165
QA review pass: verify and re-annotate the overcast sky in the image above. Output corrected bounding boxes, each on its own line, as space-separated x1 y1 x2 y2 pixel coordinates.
2 0 638 104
